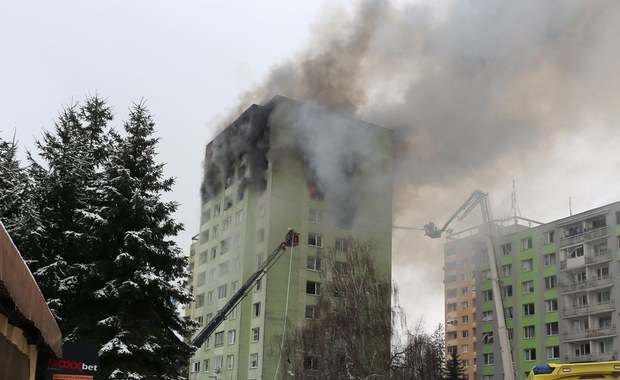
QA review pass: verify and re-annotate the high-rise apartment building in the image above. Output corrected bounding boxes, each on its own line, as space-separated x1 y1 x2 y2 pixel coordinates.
186 96 393 379
445 200 620 380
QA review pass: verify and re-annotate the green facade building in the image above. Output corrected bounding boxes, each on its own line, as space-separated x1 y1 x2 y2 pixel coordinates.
186 96 394 380
445 200 620 380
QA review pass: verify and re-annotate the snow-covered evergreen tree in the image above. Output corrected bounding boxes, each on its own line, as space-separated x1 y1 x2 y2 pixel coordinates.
0 134 30 238
79 101 194 380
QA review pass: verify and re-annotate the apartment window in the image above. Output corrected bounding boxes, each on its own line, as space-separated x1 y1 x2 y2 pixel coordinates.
525 348 536 361
304 305 319 320
210 246 217 259
214 331 224 347
523 303 535 316
306 281 321 295
206 313 213 323
545 298 558 312
235 210 243 224
228 330 236 345
599 316 612 328
573 294 588 308
256 229 265 243
335 237 347 251
447 288 457 298
256 253 264 268
213 204 220 216
191 361 200 373
196 272 206 287
600 340 614 354
482 290 493 302
543 230 555 244
252 327 260 342
545 322 559 336
575 343 591 356
504 306 514 319
308 184 324 200
483 353 494 365
524 325 535 339
461 287 468 295
522 259 533 272
201 230 210 243
447 331 457 340
543 252 556 267
252 302 261 317
568 245 584 259
195 293 205 308
250 353 259 368
461 301 469 309
522 280 534 294
307 256 321 271
501 264 512 277
462 330 469 338
461 344 469 353
199 252 208 265
447 302 457 312
482 310 494 322
544 275 557 289
596 290 611 304
205 337 211 349
203 359 210 373
222 216 232 232
546 346 560 359
207 290 214 305
224 195 233 210
221 238 230 254
308 233 323 247
502 285 513 298
501 243 512 255
195 316 203 326
227 354 234 369
212 225 219 238
483 331 494 344
255 278 262 291
595 266 610 279
228 306 237 320
258 204 266 217
304 356 319 371
309 208 323 224
462 359 469 368
521 237 533 250
215 355 223 371
203 208 211 222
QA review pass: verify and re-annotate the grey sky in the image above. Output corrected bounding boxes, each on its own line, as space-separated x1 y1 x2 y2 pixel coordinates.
3 0 620 333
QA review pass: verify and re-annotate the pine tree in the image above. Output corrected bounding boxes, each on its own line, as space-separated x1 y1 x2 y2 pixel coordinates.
0 134 30 239
79 101 194 380
444 352 467 380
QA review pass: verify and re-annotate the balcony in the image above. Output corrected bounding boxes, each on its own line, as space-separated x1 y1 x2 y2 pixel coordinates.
560 250 612 270
560 276 614 293
563 325 616 341
564 351 618 363
562 300 615 317
559 225 609 248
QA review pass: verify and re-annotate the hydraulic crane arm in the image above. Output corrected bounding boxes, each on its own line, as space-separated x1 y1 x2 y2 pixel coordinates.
424 190 487 238
190 229 299 348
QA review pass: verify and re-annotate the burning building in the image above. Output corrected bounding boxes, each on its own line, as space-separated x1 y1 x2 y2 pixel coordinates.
186 95 393 379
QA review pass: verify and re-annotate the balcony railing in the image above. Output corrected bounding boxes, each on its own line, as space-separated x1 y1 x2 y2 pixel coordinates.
563 325 616 341
564 351 617 363
560 250 612 270
562 300 615 317
560 275 614 293
559 225 609 248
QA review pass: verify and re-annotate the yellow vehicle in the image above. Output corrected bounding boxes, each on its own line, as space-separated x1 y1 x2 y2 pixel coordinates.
528 361 620 379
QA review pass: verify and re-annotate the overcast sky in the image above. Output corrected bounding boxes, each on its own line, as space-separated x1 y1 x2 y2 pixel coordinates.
2 0 620 333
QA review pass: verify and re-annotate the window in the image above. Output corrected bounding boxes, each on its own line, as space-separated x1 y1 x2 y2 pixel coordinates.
335 237 347 251
545 298 558 312
546 346 560 359
545 322 559 336
544 275 557 289
307 256 321 271
195 293 205 308
222 216 232 231
595 266 610 280
483 353 494 365
575 343 591 356
309 209 323 223
306 281 321 295
504 306 514 319
252 302 261 317
501 264 512 277
195 316 204 326
543 252 556 267
199 252 208 265
596 290 611 304
447 302 457 312
524 325 535 339
228 307 237 320
203 359 210 373
308 184 324 200
447 288 457 298
600 340 614 354
207 291 214 304
191 361 200 373
573 294 588 307
599 316 612 328
483 331 494 344
502 285 513 298
522 280 534 294
482 310 494 322
221 238 230 254
574 271 587 283
522 259 533 272
568 245 584 259
461 287 468 295
304 356 319 371
213 204 221 217
201 230 210 243
501 243 512 255
203 208 211 222
543 230 555 244
305 305 320 320
224 195 233 210
250 353 259 368
212 225 219 238
525 348 536 361
462 359 469 368
215 355 223 370
196 272 206 287
521 237 533 250
228 330 236 345
523 303 535 316
461 344 469 353
258 204 266 217
252 327 260 342
308 233 323 247
211 246 217 259
227 354 235 369
255 278 262 291
461 301 469 309
256 253 263 268
214 331 224 347
462 330 469 338
205 337 211 349
235 210 243 224
482 290 493 302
